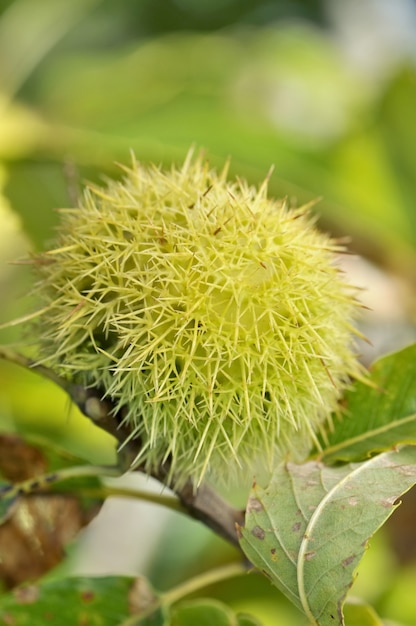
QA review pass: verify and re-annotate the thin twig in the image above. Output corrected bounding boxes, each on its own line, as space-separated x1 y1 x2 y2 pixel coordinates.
0 346 246 548
119 561 249 626
0 465 121 499
76 486 186 514
162 561 249 605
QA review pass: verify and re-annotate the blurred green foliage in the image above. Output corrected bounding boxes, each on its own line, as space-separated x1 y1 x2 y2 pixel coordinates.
1 0 416 274
0 1 415 624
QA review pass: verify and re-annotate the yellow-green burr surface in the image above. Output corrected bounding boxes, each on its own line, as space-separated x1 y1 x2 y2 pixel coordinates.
32 151 363 486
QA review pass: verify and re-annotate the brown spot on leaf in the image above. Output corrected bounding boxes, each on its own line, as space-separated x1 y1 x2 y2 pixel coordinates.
251 525 265 540
304 551 316 561
81 590 95 603
292 522 301 532
247 497 264 513
128 576 158 614
13 585 39 604
341 554 356 567
380 496 398 508
396 465 416 477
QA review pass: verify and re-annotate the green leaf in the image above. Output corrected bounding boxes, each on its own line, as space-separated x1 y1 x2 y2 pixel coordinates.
237 613 264 626
379 68 416 248
238 446 416 626
0 0 104 97
321 344 416 463
170 599 237 626
169 599 263 625
343 598 384 626
0 575 162 626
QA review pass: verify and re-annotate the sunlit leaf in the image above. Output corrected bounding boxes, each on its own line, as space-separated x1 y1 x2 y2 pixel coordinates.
0 0 104 97
236 612 264 626
321 344 416 463
0 364 117 466
378 67 416 248
0 97 46 160
239 446 416 626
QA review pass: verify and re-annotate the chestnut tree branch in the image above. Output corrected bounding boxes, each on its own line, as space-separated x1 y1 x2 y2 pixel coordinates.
0 346 245 548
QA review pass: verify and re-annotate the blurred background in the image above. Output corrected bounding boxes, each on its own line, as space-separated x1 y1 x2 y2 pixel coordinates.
0 0 416 624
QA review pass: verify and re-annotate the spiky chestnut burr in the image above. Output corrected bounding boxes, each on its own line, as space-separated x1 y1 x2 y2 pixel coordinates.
30 150 363 487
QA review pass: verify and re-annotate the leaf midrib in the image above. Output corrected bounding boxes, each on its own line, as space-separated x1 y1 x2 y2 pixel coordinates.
321 412 416 460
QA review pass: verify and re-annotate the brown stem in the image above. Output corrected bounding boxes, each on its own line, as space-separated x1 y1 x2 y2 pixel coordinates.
70 384 245 547
177 480 245 547
0 348 245 548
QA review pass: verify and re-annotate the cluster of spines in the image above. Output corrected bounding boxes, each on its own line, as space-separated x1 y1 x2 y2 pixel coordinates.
31 152 364 485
